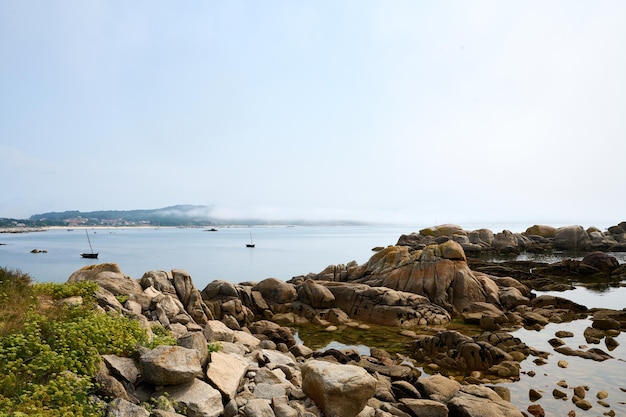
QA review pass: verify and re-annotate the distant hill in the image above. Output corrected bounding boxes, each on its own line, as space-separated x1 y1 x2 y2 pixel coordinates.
18 205 367 227
29 205 218 227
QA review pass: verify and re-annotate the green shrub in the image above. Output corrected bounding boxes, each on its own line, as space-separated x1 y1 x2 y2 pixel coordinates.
147 324 177 348
33 281 99 302
0 306 148 416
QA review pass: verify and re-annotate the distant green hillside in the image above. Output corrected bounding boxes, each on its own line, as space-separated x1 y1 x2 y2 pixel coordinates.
0 205 369 228
27 205 217 227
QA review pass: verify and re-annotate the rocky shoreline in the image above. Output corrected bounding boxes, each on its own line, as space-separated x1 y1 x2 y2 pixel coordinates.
59 223 625 417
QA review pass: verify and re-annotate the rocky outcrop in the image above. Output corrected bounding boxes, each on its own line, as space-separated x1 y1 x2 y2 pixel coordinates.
70 263 535 417
397 222 626 254
409 330 529 378
294 241 531 319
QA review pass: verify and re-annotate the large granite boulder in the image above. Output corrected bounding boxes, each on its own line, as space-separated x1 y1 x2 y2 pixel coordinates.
372 243 488 314
447 384 524 417
524 225 557 238
153 378 223 417
409 330 520 376
554 225 591 251
298 279 335 308
68 263 143 295
205 351 248 401
301 359 377 417
311 282 451 327
140 270 177 295
139 345 202 385
172 269 213 324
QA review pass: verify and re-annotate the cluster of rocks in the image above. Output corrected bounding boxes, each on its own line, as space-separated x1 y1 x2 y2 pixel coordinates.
67 263 526 417
63 224 626 417
397 222 626 254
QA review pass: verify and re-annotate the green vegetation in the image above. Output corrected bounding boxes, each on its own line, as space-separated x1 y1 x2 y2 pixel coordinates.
0 267 173 417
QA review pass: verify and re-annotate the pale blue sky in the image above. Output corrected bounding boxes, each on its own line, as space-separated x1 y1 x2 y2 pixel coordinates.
1 1 625 225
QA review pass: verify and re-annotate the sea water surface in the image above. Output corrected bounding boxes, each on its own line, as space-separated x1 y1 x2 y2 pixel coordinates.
0 225 424 286
2 224 625 415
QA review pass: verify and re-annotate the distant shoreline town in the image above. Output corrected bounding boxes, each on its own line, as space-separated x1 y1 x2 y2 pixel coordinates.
0 204 370 232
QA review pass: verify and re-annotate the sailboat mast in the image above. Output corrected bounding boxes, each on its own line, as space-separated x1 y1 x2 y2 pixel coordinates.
86 230 94 253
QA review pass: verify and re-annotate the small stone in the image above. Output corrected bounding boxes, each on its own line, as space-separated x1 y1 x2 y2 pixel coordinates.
553 388 568 399
557 380 569 388
574 399 592 410
597 390 609 400
549 338 566 347
558 360 569 368
597 400 610 408
567 411 576 417
325 325 337 332
573 386 586 399
527 370 536 377
529 388 543 401
527 404 545 417
556 330 574 338
533 357 548 366
605 336 619 351
604 410 616 417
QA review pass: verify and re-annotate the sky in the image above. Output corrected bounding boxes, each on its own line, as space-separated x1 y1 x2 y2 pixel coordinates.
1 1 625 226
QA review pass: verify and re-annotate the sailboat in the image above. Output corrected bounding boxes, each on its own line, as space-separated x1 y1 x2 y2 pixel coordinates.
80 230 98 258
246 231 255 248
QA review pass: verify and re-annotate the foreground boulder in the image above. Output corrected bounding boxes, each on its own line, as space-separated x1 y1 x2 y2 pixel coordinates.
139 345 202 385
301 359 377 417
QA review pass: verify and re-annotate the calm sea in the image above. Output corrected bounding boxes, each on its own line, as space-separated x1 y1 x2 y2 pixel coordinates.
0 225 424 288
2 224 626 414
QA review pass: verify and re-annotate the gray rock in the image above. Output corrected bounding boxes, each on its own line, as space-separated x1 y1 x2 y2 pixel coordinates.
140 345 202 385
157 378 223 417
448 384 524 417
400 399 448 417
102 354 141 385
253 382 287 400
205 351 248 401
417 374 460 402
178 331 210 366
106 398 150 417
301 359 377 417
243 398 275 417
204 320 235 342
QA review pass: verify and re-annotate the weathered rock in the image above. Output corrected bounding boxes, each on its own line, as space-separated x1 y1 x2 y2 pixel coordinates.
447 384 524 417
298 279 335 308
172 269 213 324
553 346 613 361
417 374 460 402
205 351 248 401
525 225 557 238
204 320 235 343
253 278 297 306
400 398 448 417
243 398 275 417
527 404 545 417
102 354 141 385
581 252 619 274
301 359 377 417
68 263 143 295
554 226 590 251
95 361 130 402
410 331 516 374
139 345 202 385
141 270 177 295
314 282 451 327
106 398 150 417
155 378 223 417
178 332 209 367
